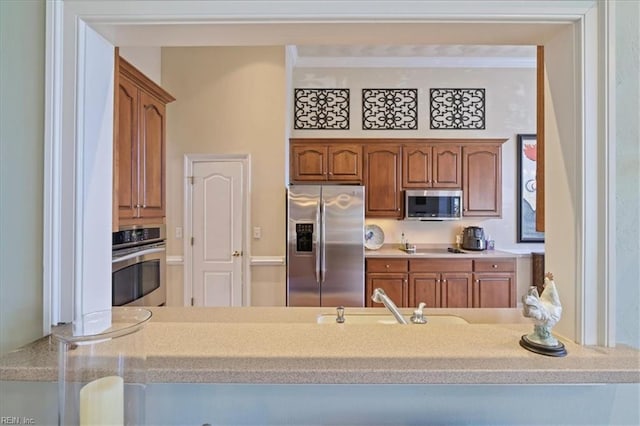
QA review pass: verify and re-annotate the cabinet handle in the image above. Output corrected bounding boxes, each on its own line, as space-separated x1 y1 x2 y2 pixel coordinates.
385 264 390 269
492 264 498 268
329 171 333 175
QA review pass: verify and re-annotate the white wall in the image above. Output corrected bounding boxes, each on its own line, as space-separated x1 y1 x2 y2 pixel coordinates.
0 0 45 355
292 66 542 253
615 0 640 348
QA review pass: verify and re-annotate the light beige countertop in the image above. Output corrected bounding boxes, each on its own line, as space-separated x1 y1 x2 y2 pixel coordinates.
365 244 530 258
1 307 638 385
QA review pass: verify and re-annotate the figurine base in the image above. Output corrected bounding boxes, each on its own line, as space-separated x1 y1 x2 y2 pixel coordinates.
520 334 567 357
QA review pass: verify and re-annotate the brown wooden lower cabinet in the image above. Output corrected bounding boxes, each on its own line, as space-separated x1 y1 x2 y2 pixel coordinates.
366 257 516 309
365 258 409 307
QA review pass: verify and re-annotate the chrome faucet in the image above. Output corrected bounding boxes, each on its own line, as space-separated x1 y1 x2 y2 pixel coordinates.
371 288 408 324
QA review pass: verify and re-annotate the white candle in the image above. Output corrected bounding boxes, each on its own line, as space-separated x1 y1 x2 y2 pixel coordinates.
79 375 124 426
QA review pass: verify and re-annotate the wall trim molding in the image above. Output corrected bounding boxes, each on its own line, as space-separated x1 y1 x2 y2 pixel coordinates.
250 256 286 266
166 256 285 267
293 56 537 69
166 256 184 265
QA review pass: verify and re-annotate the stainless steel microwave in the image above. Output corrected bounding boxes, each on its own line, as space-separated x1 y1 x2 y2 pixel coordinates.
405 189 463 221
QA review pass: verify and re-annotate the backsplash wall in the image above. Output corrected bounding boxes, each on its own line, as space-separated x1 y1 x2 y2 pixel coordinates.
292 65 544 253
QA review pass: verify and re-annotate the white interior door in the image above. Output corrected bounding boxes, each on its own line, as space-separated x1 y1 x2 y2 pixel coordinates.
190 160 245 306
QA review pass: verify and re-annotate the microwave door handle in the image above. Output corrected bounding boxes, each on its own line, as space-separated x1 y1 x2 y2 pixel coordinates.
112 247 165 264
315 200 321 284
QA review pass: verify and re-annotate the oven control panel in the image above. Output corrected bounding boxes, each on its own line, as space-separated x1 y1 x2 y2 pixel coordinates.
112 225 166 249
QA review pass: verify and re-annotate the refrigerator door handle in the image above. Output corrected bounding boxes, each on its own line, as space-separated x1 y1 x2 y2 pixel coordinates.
321 199 327 283
315 200 321 284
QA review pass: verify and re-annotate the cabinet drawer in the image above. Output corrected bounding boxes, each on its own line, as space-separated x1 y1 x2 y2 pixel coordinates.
410 259 472 272
367 258 408 273
474 258 515 272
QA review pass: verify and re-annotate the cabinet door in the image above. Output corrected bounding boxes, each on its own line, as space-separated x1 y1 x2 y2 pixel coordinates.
432 144 461 188
291 144 328 181
402 145 432 188
328 144 362 182
116 76 139 220
473 273 516 308
138 91 166 219
364 144 402 218
366 273 408 308
462 145 501 217
410 273 441 308
441 273 472 308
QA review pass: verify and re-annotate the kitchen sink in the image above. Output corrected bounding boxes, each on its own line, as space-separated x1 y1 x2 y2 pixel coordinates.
316 313 469 325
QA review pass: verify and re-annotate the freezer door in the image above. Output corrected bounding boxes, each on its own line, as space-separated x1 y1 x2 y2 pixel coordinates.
287 185 321 306
320 185 365 307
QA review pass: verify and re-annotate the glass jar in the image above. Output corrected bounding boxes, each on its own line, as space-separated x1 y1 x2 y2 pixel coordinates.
53 307 151 426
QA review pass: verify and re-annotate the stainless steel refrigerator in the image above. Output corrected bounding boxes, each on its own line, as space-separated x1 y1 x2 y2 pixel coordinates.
287 185 365 307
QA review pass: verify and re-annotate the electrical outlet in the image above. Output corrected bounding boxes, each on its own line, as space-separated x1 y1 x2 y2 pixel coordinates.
253 227 261 239
175 227 183 239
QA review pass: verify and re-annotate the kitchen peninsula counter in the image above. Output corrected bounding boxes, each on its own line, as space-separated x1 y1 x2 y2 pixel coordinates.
1 307 638 385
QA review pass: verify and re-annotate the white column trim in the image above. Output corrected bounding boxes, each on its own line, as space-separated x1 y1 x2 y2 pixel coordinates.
43 0 64 331
602 0 617 347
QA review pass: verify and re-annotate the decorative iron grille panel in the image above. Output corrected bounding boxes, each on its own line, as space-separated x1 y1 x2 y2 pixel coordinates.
362 88 418 130
430 88 486 130
294 88 350 129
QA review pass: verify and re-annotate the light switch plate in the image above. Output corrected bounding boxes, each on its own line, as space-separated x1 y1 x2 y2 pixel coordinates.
175 226 183 239
253 227 261 239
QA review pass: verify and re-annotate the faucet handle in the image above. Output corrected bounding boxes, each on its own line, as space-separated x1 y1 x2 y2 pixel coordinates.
336 306 345 323
410 302 427 324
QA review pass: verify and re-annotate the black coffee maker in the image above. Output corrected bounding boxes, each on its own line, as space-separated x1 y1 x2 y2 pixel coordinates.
462 226 486 251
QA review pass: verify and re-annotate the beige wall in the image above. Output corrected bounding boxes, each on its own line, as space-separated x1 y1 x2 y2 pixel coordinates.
162 47 287 306
0 0 45 355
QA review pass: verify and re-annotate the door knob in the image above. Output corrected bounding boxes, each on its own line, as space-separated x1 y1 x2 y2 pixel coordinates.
232 250 242 257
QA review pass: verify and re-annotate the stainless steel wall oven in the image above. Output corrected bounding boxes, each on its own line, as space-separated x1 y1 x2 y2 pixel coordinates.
112 224 166 306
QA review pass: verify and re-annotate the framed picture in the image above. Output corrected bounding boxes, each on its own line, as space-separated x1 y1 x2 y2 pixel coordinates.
517 134 545 242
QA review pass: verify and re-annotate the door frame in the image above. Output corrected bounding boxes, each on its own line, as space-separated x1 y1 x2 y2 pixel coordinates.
43 1 615 346
183 153 251 307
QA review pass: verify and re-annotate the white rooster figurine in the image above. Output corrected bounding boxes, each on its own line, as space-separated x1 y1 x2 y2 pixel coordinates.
522 272 563 347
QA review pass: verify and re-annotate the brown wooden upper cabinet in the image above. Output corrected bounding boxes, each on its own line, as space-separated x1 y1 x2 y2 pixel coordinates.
364 144 402 218
402 144 461 189
462 144 502 217
290 142 362 183
114 55 175 228
288 138 504 219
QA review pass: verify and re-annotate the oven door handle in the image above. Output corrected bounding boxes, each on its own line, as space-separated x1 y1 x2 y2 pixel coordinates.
112 246 165 264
